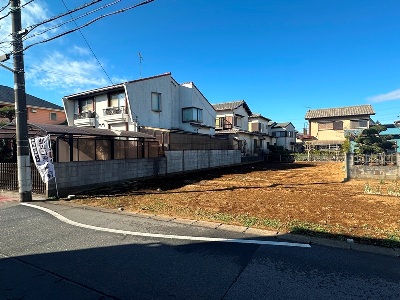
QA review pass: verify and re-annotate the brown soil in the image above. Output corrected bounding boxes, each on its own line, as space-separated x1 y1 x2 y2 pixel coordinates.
72 162 400 246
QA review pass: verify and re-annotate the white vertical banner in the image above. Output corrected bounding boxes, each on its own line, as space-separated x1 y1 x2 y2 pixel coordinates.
29 135 56 183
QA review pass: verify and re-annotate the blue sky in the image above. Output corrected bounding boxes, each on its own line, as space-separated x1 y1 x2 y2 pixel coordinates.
1 0 400 132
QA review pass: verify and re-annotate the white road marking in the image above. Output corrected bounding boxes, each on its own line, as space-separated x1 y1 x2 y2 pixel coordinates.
21 203 311 248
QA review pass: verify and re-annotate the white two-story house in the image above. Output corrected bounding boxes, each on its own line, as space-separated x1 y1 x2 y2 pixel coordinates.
248 113 275 154
63 73 216 148
270 122 296 151
213 100 261 156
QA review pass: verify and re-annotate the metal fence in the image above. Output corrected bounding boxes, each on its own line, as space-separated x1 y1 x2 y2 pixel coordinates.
353 153 397 166
0 163 46 194
294 153 345 162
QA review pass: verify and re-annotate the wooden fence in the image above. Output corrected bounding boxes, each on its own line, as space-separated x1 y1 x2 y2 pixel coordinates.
0 163 46 194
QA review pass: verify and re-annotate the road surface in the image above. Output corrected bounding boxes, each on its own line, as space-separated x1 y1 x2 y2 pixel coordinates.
1 200 399 299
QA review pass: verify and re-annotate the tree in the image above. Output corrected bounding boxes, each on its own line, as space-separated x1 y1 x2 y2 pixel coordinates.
0 106 16 123
341 137 351 154
354 124 395 154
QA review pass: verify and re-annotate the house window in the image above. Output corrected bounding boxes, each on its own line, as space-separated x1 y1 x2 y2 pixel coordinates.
319 121 343 131
318 122 333 131
333 121 343 130
216 117 225 128
79 98 94 113
109 92 125 108
151 92 161 112
50 112 57 121
234 115 242 128
273 131 288 137
182 107 203 123
350 119 368 129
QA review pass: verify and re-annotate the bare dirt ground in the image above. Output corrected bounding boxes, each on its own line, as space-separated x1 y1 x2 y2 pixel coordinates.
72 162 400 247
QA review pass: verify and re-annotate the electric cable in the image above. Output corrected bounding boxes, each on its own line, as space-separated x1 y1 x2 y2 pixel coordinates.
0 1 10 14
21 0 35 9
24 0 123 41
25 0 103 34
20 0 154 53
60 0 114 85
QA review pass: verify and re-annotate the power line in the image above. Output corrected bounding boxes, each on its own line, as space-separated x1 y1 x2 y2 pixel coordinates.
19 0 155 53
20 0 34 9
0 1 10 14
24 0 124 42
0 0 11 21
25 0 103 34
61 0 114 85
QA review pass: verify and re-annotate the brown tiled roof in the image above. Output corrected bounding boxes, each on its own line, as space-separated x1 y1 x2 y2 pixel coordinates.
305 105 375 119
212 100 252 115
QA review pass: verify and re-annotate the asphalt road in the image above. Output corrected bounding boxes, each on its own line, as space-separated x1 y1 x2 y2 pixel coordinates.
1 200 400 300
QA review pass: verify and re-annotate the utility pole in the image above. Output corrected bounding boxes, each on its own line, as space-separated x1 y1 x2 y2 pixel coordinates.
11 0 32 202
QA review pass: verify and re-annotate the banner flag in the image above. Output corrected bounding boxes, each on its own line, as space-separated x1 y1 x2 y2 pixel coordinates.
29 135 55 183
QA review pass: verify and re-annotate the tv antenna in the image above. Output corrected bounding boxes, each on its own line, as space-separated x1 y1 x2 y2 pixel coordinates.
138 52 143 78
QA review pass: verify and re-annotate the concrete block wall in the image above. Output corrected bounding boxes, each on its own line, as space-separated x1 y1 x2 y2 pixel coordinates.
48 150 241 197
345 153 400 180
166 150 241 173
50 158 167 197
165 151 184 173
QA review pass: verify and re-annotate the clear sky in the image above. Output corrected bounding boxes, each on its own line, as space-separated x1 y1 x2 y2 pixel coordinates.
1 0 400 132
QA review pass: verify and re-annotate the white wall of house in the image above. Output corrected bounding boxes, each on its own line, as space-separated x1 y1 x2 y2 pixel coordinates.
63 74 215 135
125 75 180 131
272 123 296 151
179 82 216 135
248 116 273 153
233 106 249 129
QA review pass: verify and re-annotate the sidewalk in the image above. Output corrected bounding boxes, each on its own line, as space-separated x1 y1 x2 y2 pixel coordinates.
0 190 45 203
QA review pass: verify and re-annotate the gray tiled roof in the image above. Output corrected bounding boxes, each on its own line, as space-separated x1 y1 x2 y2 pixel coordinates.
249 113 271 121
305 105 375 119
212 100 252 115
0 85 63 110
273 122 292 128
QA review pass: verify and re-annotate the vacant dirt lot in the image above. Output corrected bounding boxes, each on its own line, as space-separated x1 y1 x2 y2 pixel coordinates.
72 162 400 246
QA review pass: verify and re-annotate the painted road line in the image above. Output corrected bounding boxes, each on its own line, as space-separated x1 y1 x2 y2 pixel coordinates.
20 203 311 248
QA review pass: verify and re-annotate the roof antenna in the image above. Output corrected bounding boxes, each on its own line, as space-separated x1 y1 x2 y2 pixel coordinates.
138 52 143 78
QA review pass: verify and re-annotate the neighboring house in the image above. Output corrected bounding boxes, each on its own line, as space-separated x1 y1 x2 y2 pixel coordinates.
270 122 296 151
377 123 400 153
63 72 216 144
248 113 275 154
304 104 375 151
0 85 66 125
213 100 260 156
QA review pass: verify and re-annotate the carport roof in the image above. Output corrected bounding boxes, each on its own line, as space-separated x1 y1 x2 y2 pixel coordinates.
0 123 156 139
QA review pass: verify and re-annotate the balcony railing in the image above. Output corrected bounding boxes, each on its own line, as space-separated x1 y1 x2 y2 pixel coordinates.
103 106 127 116
73 110 96 127
215 118 233 130
74 110 96 120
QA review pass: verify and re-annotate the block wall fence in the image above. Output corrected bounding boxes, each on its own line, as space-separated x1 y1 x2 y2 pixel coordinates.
47 150 241 197
344 153 400 181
